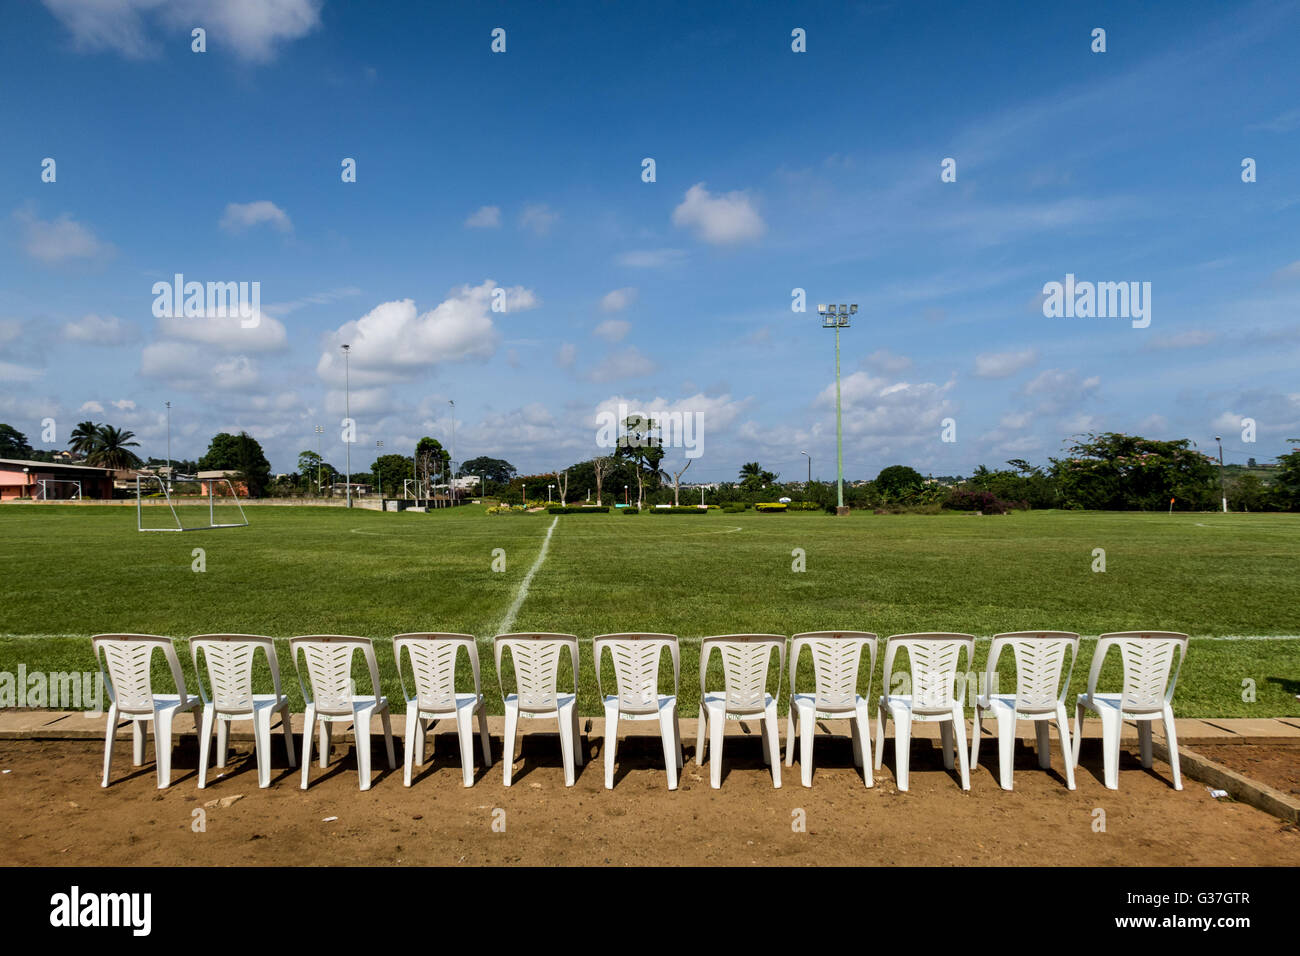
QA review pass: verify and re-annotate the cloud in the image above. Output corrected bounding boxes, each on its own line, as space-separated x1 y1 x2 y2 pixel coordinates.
585 347 657 383
42 0 322 63
816 371 956 443
1248 108 1300 133
1144 329 1217 350
263 287 361 317
863 349 913 375
316 280 538 386
616 248 687 268
1272 260 1300 281
519 203 558 235
974 348 1039 379
60 313 137 346
220 201 292 234
156 311 288 352
599 287 638 312
16 208 114 264
1022 368 1101 415
0 319 23 345
0 361 44 383
78 401 104 414
140 341 259 391
556 343 577 368
464 205 501 228
593 319 630 343
671 183 766 243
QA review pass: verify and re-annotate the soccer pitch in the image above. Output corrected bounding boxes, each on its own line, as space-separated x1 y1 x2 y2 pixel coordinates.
2 505 1297 718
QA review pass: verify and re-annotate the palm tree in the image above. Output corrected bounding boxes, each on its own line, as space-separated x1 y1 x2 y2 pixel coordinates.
69 421 101 459
86 425 143 470
739 462 762 481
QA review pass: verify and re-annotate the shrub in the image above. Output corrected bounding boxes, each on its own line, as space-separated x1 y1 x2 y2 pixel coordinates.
648 506 709 515
547 506 609 514
755 502 787 513
943 488 1020 515
621 506 640 515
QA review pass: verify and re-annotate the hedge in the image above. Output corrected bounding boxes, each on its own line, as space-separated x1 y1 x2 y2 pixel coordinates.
648 506 709 515
546 506 610 514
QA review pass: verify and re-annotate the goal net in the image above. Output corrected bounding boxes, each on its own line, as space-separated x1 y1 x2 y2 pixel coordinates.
136 474 249 532
35 479 82 500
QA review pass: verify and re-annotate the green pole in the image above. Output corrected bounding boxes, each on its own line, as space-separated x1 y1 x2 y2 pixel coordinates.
835 323 844 510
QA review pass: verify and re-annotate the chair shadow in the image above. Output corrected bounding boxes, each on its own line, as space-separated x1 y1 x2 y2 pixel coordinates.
407 733 494 787
1266 676 1300 696
702 722 781 787
502 732 592 785
606 733 685 788
1071 738 1179 789
966 729 1074 789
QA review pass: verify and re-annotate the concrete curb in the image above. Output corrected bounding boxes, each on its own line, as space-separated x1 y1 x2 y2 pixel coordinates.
1151 738 1300 825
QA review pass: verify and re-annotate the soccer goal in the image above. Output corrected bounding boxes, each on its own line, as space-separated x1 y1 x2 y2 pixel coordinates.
35 479 82 500
136 474 249 532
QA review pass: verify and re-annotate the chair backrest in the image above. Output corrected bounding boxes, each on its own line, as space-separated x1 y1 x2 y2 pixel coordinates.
393 633 481 712
593 633 679 714
789 631 877 712
190 634 283 715
91 634 190 716
494 633 579 712
289 635 383 718
1086 631 1189 714
985 631 1079 713
699 635 786 714
881 633 975 714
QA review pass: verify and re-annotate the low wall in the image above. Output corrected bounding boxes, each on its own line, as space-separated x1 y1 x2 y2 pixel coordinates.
1 497 469 511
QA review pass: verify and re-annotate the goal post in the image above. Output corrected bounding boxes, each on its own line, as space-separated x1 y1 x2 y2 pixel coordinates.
136 474 249 532
35 479 82 500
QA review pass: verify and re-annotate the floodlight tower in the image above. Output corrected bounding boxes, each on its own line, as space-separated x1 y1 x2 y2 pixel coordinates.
1215 435 1227 513
818 303 857 515
314 424 324 495
164 401 172 492
342 344 352 508
448 399 456 505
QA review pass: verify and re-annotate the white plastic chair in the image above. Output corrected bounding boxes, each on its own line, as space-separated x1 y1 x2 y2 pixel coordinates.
393 633 492 787
1072 631 1189 790
874 633 975 791
594 633 683 789
191 634 297 789
92 634 200 789
784 631 877 787
696 634 785 789
494 633 584 787
290 635 396 791
970 631 1078 791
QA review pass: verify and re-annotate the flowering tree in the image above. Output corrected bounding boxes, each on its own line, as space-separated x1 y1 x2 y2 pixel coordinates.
1050 433 1217 510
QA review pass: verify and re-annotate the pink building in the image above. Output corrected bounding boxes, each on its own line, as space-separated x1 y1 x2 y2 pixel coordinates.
0 458 117 499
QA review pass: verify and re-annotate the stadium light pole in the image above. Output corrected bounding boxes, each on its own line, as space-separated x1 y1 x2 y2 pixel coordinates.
164 401 172 492
1215 435 1227 513
342 344 352 508
375 439 384 501
818 303 857 515
314 425 324 496
801 450 810 487
448 399 456 506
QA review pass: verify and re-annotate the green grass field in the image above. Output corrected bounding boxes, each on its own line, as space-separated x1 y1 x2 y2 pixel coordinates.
2 504 1297 718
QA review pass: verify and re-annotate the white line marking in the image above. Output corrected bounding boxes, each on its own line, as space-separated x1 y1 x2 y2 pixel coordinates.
496 516 559 635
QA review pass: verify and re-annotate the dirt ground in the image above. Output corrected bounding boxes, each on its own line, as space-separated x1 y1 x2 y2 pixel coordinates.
1195 742 1300 798
2 733 1296 866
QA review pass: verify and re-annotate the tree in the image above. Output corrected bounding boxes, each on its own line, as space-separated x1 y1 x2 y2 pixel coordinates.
617 415 664 508
738 461 777 490
875 465 924 498
1274 440 1300 511
1050 432 1216 510
552 468 569 505
667 456 692 505
459 456 516 484
199 431 270 496
0 424 33 458
69 421 100 458
86 425 143 470
372 454 414 498
591 455 616 506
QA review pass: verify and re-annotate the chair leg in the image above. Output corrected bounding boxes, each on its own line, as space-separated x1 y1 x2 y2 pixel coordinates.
695 704 707 764
1138 721 1153 769
799 705 814 788
381 710 396 770
477 706 493 768
216 718 229 769
319 720 331 768
254 709 273 789
674 708 684 769
1057 704 1075 790
557 707 576 787
1163 705 1182 790
1035 720 1052 770
874 702 886 771
502 703 519 786
765 705 782 788
414 716 427 767
572 706 585 766
197 705 215 789
153 711 174 789
1072 702 1084 770
855 701 873 787
101 704 119 788
939 720 955 770
603 705 619 790
280 707 296 768
299 706 315 790
658 708 679 790
785 705 796 767
455 710 475 787
132 720 146 767
894 711 912 792
355 717 373 791
403 705 418 787
1100 709 1120 790
995 707 1015 791
952 709 970 791
709 712 725 789
970 704 984 771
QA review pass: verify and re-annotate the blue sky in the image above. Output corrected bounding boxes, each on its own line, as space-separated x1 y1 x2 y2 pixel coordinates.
2 0 1298 481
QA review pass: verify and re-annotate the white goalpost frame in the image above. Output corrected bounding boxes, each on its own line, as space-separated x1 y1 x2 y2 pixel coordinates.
35 479 82 501
136 474 249 532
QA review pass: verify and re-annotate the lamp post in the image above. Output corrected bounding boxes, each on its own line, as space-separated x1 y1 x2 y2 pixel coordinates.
624 484 629 505
801 450 810 487
164 401 172 492
818 303 857 515
547 484 554 503
376 439 384 500
1215 435 1227 513
314 425 324 496
448 399 456 506
342 344 352 508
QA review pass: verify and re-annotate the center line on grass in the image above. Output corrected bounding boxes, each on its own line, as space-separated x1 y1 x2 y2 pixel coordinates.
496 516 559 635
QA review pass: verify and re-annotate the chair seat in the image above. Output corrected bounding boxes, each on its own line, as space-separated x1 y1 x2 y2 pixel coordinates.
790 693 863 717
408 692 482 719
1076 692 1163 720
880 694 959 721
603 694 676 719
703 692 774 719
978 694 1058 718
211 694 288 717
120 694 197 719
317 694 389 720
504 693 575 716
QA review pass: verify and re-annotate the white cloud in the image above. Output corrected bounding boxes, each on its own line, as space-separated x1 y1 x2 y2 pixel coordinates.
556 343 577 367
519 203 558 235
316 280 538 386
464 205 501 228
671 183 766 243
616 248 686 268
1271 260 1300 281
220 200 292 234
863 349 913 374
0 319 23 345
974 348 1039 379
140 341 259 391
815 371 956 443
593 319 630 343
16 208 113 264
60 313 137 346
157 311 288 352
42 0 322 62
263 286 361 317
1145 329 1216 350
1022 368 1101 415
585 347 657 384
599 287 638 312
78 401 105 414
0 361 43 383
112 399 136 411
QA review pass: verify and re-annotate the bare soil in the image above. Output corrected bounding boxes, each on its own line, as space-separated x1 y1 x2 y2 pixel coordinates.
2 734 1296 866
1194 742 1300 798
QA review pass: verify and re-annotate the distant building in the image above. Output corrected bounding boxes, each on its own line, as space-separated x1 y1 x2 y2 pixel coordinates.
0 458 116 499
197 470 250 497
